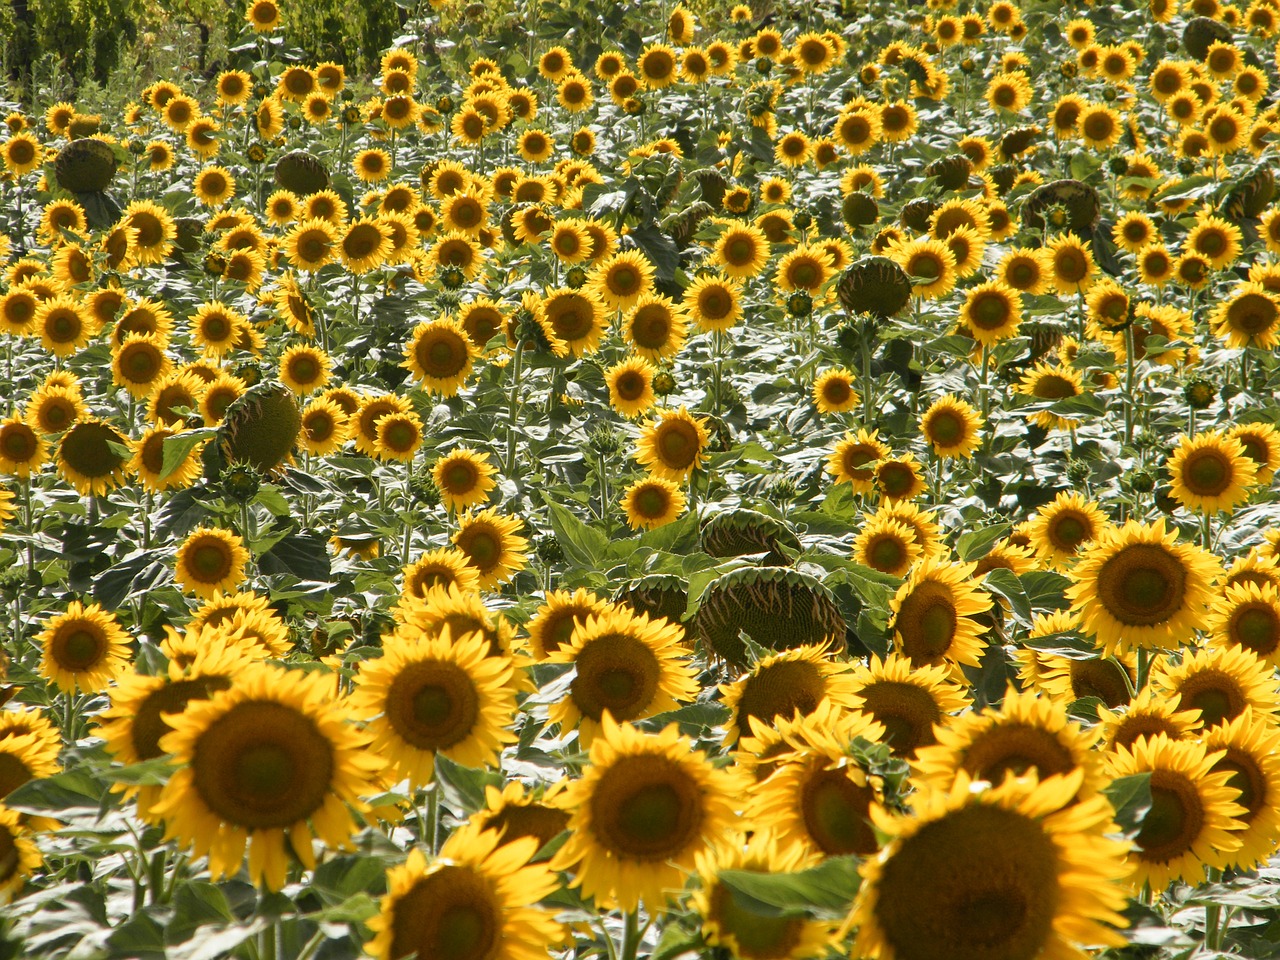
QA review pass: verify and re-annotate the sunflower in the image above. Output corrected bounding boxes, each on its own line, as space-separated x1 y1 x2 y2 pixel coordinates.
1167 431 1257 514
1046 232 1096 293
850 771 1129 960
1108 734 1245 889
366 821 561 960
1152 644 1278 730
551 716 741 911
131 426 205 493
1 132 41 176
693 832 836 960
1067 519 1222 655
848 653 971 758
890 558 992 672
148 663 380 891
402 317 478 395
398 550 480 606
547 220 593 265
433 448 498 512
282 217 337 272
452 508 528 590
245 0 280 30
191 165 235 208
525 588 611 661
959 281 1022 346
174 526 249 599
547 607 698 745
1095 686 1202 753
1202 710 1280 871
1210 283 1280 349
1185 215 1241 269
919 394 983 459
1027 492 1109 568
37 294 98 357
1016 362 1086 431
713 223 770 279
748 707 889 859
200 373 246 425
915 687 1105 800
635 407 710 481
57 417 131 496
826 429 890 494
0 804 42 901
37 600 131 694
720 644 858 748
889 237 957 299
590 250 655 312
147 370 206 427
350 627 516 787
0 285 39 336
0 416 49 478
852 516 922 578
875 454 927 503
0 726 60 802
615 475 686 531
541 288 605 356
811 368 859 415
1228 422 1280 484
24 384 85 435
48 243 93 286
998 246 1051 294
374 411 423 463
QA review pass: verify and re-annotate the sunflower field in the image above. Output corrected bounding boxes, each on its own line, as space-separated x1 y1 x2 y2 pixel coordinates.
8 0 1280 955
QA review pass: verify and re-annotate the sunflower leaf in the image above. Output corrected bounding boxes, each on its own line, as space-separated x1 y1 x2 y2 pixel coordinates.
159 428 217 481
1103 772 1153 839
547 502 610 569
719 855 862 918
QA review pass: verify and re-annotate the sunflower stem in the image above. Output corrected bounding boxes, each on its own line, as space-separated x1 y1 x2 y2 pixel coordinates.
619 909 641 960
425 780 441 854
505 339 526 477
1135 648 1151 693
1123 325 1136 448
860 318 873 426
1205 867 1223 949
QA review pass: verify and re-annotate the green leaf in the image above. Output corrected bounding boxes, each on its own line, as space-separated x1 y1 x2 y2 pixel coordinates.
651 922 704 960
5 767 107 817
983 568 1031 623
107 912 166 958
1103 772 1152 839
718 856 862 918
955 523 1011 561
258 533 332 581
638 508 699 553
434 754 505 814
102 756 176 786
546 502 610 569
159 428 217 481
628 224 681 283
92 550 169 609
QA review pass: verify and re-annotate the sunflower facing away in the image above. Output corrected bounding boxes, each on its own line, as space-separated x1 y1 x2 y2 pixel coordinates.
147 663 383 891
550 715 742 912
849 770 1129 960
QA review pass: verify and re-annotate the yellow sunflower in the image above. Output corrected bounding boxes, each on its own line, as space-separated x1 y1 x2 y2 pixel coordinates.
546 606 698 746
684 274 742 333
1202 709 1280 871
0 416 50 478
540 288 606 356
1167 430 1257 514
959 281 1022 346
1027 491 1110 568
714 223 770 279
635 407 711 481
147 663 382 891
812 368 860 415
349 626 517 787
605 356 657 419
1066 518 1221 655
400 548 482 603
1095 687 1203 753
433 447 498 512
174 526 250 599
890 558 992 671
452 508 529 589
826 429 889 494
550 716 742 912
1106 734 1245 890
1208 581 1280 665
847 653 971 758
283 218 338 272
849 771 1129 960
623 294 688 360
852 516 922 578
56 417 131 496
0 804 43 901
402 317 478 395
621 476 687 531
37 600 131 694
720 644 858 747
365 822 563 960
919 394 984 459
130 426 205 493
1151 644 1278 730
1210 283 1280 349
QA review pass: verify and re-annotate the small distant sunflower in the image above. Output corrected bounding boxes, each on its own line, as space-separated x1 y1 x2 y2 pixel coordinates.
374 411 423 463
1 132 41 176
453 508 528 589
365 822 563 960
350 627 517 787
550 716 742 912
37 600 131 694
713 223 770 279
826 428 890 494
174 526 249 599
1046 233 1096 293
1107 734 1245 889
1027 492 1109 568
37 294 98 357
875 453 927 503
591 250 655 311
813 368 860 415
245 0 280 31
998 246 1051 294
1017 362 1086 432
919 394 983 459
889 237 957 300
1067 519 1222 656
635 407 711 481
192 166 235 208
959 281 1022 346
605 356 657 419
684 274 742 333
541 288 606 356
0 416 50 478
850 772 1129 960
189 301 245 358
848 653 971 758
852 516 922 578
284 218 337 272
148 663 381 891
433 448 498 512
639 44 679 88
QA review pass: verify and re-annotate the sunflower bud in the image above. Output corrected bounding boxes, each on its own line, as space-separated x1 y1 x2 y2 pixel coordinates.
1060 61 1078 78
204 252 227 276
246 142 268 164
786 291 813 317
792 210 813 229
436 94 454 113
535 533 563 565
408 468 442 507
624 98 645 115
565 265 588 289
589 425 622 456
1107 156 1129 176
960 58 976 74
652 370 676 396
438 266 465 289
1066 458 1092 486
221 461 263 503
755 57 773 74
1127 468 1156 493
1183 378 1216 410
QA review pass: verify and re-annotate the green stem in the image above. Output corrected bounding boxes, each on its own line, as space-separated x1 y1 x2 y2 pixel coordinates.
860 319 873 426
505 340 526 477
1135 648 1153 693
1124 326 1136 448
1205 866 1223 949
619 910 641 960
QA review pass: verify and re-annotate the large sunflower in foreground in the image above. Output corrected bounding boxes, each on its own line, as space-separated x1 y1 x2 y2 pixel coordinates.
848 770 1129 960
913 687 1105 799
1106 734 1245 890
148 663 383 891
547 606 698 746
366 822 563 960
349 627 518 787
889 558 992 672
847 653 971 758
551 716 742 912
692 833 837 960
1066 518 1221 655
